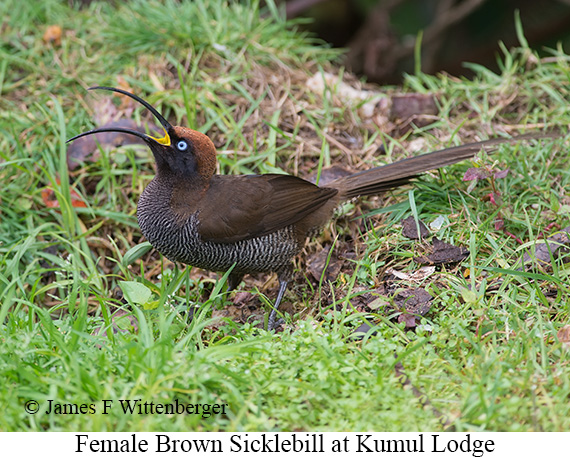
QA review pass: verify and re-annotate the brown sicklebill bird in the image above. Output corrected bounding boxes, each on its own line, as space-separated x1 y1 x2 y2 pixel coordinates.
68 86 551 330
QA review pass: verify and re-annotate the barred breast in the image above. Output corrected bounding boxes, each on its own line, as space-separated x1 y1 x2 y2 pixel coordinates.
137 180 301 275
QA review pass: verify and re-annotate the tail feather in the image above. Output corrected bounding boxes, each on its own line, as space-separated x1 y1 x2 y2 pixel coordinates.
331 133 557 200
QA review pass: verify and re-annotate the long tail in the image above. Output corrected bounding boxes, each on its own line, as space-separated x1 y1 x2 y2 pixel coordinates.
331 133 557 200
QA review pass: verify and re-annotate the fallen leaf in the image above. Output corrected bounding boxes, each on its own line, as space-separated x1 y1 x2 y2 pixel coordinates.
92 96 120 126
519 226 570 271
367 295 390 310
358 285 433 329
210 300 267 329
557 325 570 349
390 94 438 121
429 215 446 231
394 288 433 315
232 291 255 306
307 247 344 282
352 322 377 339
401 215 429 239
394 288 433 328
116 76 135 110
67 119 158 170
398 313 418 328
386 266 436 282
211 306 248 324
415 238 469 265
305 72 380 119
41 178 87 208
43 25 62 46
348 285 388 311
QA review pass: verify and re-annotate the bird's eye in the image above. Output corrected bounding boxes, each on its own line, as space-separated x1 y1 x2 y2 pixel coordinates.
176 140 188 151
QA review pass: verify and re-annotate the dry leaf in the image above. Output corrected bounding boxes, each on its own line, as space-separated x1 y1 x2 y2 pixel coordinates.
116 76 135 110
429 215 446 231
67 119 159 170
41 178 87 208
390 94 437 121
394 288 433 328
415 238 469 265
401 215 429 239
352 322 376 338
520 226 570 271
92 96 121 126
557 325 570 349
307 247 344 282
367 296 390 310
43 25 62 46
386 266 436 282
305 72 381 119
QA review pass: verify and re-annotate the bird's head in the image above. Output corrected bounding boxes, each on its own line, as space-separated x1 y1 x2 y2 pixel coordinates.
67 86 216 181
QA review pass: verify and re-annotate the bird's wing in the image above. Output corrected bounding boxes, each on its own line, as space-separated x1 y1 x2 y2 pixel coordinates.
196 174 338 243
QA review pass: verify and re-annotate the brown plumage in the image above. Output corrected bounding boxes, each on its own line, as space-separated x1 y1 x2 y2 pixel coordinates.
67 86 552 329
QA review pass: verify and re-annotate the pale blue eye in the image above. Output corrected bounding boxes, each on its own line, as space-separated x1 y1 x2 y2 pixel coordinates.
176 140 188 151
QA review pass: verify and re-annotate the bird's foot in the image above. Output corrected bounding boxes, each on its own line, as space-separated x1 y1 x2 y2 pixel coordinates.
267 310 284 331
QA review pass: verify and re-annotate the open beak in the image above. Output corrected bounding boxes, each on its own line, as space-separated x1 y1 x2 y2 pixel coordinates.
66 86 172 146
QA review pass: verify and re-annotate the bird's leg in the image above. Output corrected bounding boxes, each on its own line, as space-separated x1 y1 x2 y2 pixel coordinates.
267 268 292 331
267 279 287 331
227 272 244 292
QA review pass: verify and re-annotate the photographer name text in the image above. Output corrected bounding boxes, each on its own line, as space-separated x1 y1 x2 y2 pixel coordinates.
35 399 226 418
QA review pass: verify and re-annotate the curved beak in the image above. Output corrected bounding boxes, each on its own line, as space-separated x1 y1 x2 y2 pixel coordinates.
66 86 172 146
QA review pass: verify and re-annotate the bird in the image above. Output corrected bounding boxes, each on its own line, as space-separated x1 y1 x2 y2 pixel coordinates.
67 86 552 330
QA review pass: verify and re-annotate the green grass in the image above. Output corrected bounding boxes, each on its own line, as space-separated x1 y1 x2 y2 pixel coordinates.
1 0 569 432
